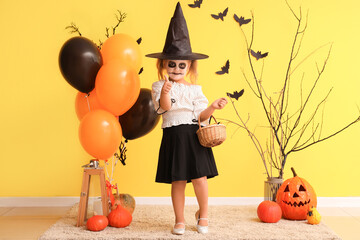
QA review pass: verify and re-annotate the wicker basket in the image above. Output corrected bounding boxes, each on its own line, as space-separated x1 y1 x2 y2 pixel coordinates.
196 115 226 148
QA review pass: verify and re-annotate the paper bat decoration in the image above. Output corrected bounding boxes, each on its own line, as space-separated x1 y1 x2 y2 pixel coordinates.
136 37 142 45
216 60 230 75
233 14 251 26
188 0 203 8
138 67 143 75
227 89 244 100
211 7 228 21
250 49 268 60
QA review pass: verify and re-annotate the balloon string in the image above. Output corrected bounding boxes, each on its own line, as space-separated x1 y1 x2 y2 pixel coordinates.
111 155 115 182
106 141 128 188
85 94 91 111
109 141 127 184
105 160 110 182
114 149 119 168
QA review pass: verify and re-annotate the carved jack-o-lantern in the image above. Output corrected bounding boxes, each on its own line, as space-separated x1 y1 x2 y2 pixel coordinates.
276 167 317 220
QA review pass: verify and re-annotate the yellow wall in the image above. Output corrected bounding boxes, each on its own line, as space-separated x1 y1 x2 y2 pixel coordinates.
0 0 359 198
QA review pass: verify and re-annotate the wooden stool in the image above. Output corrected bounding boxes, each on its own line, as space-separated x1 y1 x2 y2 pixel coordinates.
76 168 109 227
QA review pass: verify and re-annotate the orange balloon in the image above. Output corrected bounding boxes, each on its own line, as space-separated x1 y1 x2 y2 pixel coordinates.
75 90 103 120
95 61 140 116
79 110 122 160
101 34 142 72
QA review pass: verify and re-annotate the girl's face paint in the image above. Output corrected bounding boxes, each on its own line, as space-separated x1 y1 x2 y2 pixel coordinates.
165 60 191 81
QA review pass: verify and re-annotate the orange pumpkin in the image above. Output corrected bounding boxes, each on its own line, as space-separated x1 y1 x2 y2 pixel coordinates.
86 215 108 231
276 167 317 220
108 205 132 228
257 201 282 223
112 193 136 214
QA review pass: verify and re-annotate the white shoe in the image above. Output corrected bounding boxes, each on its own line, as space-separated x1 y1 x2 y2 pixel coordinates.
172 222 185 235
195 210 208 234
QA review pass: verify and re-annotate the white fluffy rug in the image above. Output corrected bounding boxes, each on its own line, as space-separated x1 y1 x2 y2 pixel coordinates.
39 204 341 240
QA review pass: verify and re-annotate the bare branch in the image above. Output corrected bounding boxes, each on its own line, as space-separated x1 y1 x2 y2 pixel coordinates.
242 12 275 133
226 98 271 178
229 2 360 179
65 22 82 36
97 40 103 50
295 123 320 150
217 118 246 131
112 10 127 35
289 88 332 150
284 46 332 149
291 42 332 76
285 0 300 21
105 27 110 38
318 97 327 139
278 5 304 127
282 70 291 117
241 68 260 98
292 115 360 152
292 11 308 60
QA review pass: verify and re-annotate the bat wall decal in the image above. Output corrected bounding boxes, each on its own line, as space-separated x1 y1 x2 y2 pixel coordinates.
136 37 142 45
227 89 244 100
188 0 203 8
216 60 230 75
211 7 228 21
250 49 268 60
233 14 251 26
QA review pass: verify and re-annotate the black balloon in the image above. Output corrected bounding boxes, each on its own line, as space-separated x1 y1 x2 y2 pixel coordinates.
119 88 160 140
59 37 102 93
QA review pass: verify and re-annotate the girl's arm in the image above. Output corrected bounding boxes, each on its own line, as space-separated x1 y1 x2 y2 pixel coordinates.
159 75 172 111
199 97 228 122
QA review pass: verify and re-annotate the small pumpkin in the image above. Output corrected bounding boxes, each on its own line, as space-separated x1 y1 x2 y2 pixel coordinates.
86 215 108 231
276 167 317 220
307 207 321 225
257 200 282 223
112 193 136 214
108 204 132 228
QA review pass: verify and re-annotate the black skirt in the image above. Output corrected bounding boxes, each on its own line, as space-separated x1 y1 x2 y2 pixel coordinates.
155 124 218 184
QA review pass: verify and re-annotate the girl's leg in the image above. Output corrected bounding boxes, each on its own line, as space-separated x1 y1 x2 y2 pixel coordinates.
191 176 208 226
171 180 187 228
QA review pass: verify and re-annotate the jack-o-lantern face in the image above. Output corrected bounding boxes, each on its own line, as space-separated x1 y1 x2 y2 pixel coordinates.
276 168 317 220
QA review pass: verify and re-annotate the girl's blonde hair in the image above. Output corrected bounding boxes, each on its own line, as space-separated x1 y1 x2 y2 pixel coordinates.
156 59 199 84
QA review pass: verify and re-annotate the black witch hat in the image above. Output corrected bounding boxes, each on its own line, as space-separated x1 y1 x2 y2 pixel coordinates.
146 2 208 60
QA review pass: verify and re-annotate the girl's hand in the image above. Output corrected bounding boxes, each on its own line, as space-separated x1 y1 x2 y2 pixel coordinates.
199 98 228 122
161 75 172 94
211 98 228 110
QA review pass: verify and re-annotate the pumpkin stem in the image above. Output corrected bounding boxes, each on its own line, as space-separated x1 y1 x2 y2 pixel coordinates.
291 167 297 177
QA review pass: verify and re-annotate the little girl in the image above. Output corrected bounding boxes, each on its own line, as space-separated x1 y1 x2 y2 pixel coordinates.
146 2 227 235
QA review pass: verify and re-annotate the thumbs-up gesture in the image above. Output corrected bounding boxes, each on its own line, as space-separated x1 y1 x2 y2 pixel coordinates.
161 75 172 94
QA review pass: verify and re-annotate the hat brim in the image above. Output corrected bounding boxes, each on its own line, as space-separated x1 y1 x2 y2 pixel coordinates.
145 52 209 60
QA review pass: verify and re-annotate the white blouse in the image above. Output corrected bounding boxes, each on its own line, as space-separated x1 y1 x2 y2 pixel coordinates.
152 80 210 129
